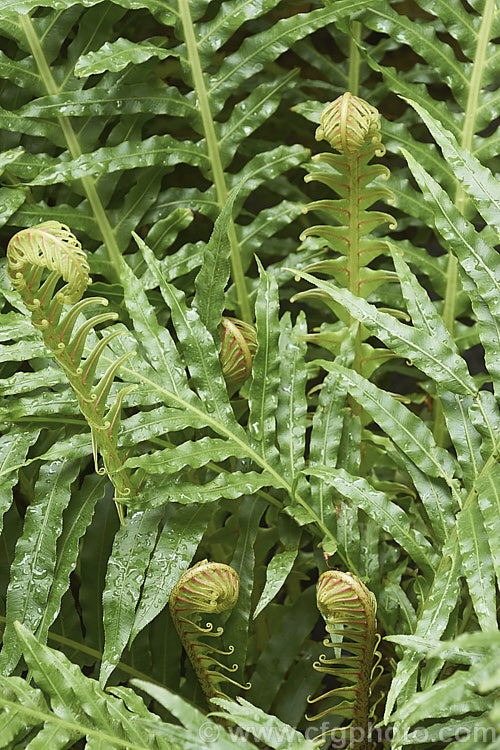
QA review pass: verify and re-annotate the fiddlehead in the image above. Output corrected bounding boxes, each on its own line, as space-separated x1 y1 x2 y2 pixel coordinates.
169 561 250 707
307 570 381 749
219 317 257 392
6 222 140 518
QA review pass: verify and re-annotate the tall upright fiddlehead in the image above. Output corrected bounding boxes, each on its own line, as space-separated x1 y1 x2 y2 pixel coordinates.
298 93 396 373
6 222 140 519
169 560 250 707
307 570 380 749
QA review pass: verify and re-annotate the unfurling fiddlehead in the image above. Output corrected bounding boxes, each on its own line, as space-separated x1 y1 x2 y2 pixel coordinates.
7 222 141 520
219 317 257 392
169 561 250 707
307 570 381 749
297 92 396 372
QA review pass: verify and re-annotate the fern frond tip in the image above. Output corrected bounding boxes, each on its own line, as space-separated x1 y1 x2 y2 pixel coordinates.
316 93 382 155
7 221 90 305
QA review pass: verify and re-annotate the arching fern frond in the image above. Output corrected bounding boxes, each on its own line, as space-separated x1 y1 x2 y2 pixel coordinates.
6 221 140 516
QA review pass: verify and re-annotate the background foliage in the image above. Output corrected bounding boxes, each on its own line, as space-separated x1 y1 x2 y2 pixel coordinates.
0 0 498 747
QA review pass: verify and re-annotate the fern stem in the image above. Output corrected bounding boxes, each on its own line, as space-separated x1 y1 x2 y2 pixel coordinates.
178 0 251 323
434 0 494 445
18 14 123 281
457 0 495 211
347 21 362 96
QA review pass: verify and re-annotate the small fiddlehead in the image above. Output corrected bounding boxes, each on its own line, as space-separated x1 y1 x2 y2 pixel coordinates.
169 560 250 707
6 222 140 518
307 570 381 749
219 317 257 392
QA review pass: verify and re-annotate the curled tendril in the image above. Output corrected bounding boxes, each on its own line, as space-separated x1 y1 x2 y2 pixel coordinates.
315 93 383 156
169 561 250 706
7 221 90 304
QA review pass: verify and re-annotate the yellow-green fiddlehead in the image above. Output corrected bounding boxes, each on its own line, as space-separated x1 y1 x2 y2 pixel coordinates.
307 570 381 749
6 222 140 518
169 561 250 707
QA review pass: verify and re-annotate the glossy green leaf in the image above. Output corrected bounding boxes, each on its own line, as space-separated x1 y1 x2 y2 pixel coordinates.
360 1 494 116
276 312 308 484
388 241 451 342
75 38 176 76
0 459 81 675
401 149 500 324
0 0 176 24
253 547 299 620
456 495 497 632
138 238 241 432
319 362 457 484
384 538 462 721
126 436 250 474
36 475 107 645
119 244 195 402
404 97 500 236
248 262 281 467
100 507 164 687
0 676 55 748
304 466 436 578
28 135 208 185
294 270 477 397
130 503 211 641
0 427 41 534
403 462 457 544
9 623 187 748
475 462 500 588
209 0 381 112
140 470 281 506
119 407 207 445
131 679 258 749
0 188 28 228
218 70 298 167
213 697 315 750
391 669 493 730
11 201 98 238
18 81 194 119
193 185 241 335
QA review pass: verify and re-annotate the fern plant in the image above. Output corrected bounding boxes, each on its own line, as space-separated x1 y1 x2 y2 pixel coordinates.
0 0 499 748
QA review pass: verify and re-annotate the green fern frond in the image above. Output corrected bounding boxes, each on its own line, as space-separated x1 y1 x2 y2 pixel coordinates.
6 221 140 513
300 92 395 278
